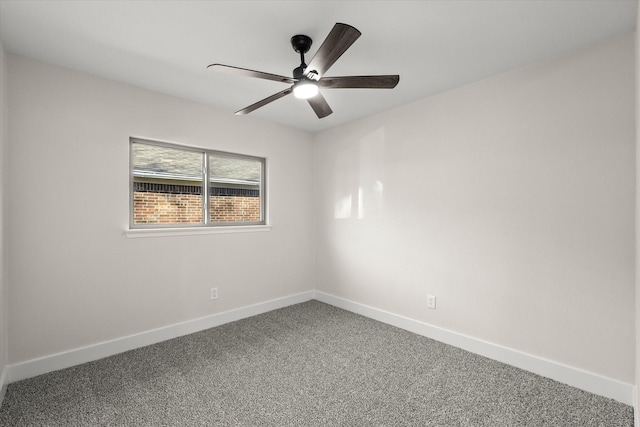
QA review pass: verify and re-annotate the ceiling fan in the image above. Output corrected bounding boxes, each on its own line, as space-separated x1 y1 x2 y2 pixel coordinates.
208 23 399 119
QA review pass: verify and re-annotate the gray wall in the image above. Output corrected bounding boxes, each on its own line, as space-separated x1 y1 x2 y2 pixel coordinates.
6 54 315 363
0 38 7 397
313 33 635 384
636 7 640 420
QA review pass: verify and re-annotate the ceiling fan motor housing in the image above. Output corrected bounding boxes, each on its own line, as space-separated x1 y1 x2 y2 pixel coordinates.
290 34 312 54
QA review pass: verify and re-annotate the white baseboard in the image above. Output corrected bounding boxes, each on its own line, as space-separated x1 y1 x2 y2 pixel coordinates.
4 289 634 407
313 291 634 406
634 386 638 426
0 365 8 409
7 290 315 384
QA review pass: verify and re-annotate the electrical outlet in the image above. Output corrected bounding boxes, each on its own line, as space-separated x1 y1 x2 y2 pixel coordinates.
210 288 218 300
427 295 436 309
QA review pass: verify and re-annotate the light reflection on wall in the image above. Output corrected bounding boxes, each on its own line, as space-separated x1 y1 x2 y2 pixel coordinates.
333 127 386 220
334 194 352 219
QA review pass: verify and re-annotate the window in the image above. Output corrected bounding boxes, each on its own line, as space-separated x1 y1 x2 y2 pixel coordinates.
130 138 266 228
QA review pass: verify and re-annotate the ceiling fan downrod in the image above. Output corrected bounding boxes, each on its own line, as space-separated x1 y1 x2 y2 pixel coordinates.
290 34 312 79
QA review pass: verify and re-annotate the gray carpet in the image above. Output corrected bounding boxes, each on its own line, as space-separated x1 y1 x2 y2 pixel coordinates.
0 300 634 426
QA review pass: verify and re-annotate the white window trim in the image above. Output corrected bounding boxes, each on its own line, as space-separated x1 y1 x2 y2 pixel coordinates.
125 224 272 239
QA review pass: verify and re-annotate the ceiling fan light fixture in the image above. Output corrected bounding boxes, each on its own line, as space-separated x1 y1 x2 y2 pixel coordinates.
293 80 319 99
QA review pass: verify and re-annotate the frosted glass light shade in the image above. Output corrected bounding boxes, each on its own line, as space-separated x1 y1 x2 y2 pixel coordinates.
293 81 319 99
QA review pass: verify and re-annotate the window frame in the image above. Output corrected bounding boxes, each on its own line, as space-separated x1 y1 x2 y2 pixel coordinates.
129 137 267 230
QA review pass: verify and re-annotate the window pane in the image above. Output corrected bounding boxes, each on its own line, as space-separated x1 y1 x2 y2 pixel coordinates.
209 155 262 223
132 143 204 225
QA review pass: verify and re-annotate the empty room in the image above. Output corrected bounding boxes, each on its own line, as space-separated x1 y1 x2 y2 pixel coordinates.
0 1 638 425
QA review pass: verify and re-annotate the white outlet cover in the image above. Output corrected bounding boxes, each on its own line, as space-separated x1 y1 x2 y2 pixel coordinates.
427 295 436 309
210 288 218 300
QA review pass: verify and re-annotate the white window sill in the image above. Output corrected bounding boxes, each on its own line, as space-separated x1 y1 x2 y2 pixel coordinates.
125 225 272 238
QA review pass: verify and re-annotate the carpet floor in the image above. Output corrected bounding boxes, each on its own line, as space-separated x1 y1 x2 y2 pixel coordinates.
0 300 634 426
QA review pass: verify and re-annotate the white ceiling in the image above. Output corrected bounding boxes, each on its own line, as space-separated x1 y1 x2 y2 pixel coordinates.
0 0 636 133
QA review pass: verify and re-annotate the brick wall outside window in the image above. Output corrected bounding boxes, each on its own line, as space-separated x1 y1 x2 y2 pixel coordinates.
209 195 260 222
133 192 203 224
133 182 260 224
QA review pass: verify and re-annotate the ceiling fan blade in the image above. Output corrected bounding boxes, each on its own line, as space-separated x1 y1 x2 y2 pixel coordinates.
208 64 295 84
305 23 361 80
235 87 293 115
319 75 400 89
307 92 333 118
